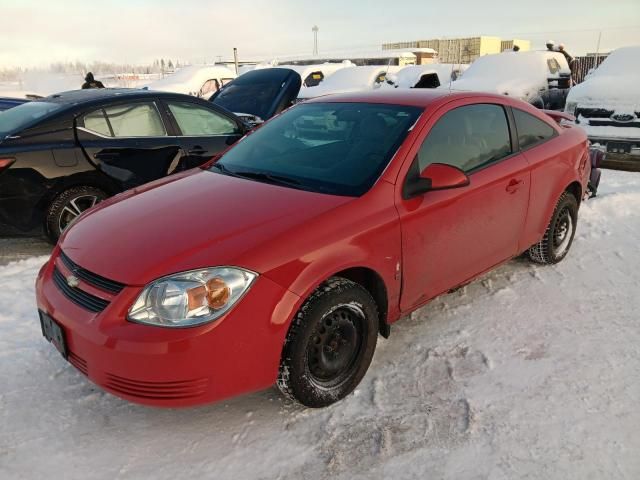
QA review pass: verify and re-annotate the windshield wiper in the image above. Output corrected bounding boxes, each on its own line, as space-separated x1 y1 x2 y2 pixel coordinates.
210 162 242 178
231 170 304 189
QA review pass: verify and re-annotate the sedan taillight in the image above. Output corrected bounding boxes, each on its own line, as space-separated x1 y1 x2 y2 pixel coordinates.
0 158 15 172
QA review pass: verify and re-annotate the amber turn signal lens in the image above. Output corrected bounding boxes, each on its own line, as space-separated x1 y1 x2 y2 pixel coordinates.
206 277 231 309
187 286 207 311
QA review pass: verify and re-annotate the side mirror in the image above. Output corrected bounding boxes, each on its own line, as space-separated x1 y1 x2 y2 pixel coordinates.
403 163 470 199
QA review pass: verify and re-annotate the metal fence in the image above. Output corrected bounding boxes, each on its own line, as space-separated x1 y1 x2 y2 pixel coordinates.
573 54 609 84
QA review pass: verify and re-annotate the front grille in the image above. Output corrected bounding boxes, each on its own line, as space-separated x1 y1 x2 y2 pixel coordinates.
104 374 209 400
60 251 125 294
53 267 110 313
577 108 614 119
587 120 640 128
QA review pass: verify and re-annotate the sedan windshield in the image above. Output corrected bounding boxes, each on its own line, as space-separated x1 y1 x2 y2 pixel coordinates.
0 101 63 138
212 102 422 196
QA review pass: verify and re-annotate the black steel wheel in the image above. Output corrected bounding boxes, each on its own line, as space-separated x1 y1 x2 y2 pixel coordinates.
528 191 578 264
277 277 379 407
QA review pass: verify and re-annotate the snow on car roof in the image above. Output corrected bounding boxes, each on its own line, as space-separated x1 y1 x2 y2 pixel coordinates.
447 50 569 99
589 46 640 77
277 62 354 80
298 66 401 99
146 65 237 94
383 64 466 89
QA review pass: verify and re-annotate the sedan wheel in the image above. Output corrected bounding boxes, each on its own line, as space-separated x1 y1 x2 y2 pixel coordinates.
45 186 107 244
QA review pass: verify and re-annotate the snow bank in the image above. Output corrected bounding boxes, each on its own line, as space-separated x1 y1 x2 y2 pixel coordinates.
2 170 640 479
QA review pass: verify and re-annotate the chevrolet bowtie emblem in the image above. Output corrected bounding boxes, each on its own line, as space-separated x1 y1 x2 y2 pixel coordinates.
66 275 80 288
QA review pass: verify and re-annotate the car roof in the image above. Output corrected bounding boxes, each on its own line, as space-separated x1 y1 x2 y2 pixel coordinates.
304 89 490 107
33 88 220 116
41 88 155 103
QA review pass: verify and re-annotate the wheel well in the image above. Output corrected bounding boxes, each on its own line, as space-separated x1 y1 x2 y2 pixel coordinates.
38 176 117 212
334 267 390 338
565 181 582 206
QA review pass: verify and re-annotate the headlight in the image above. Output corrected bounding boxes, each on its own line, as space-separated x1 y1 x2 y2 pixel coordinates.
128 267 257 327
565 101 578 116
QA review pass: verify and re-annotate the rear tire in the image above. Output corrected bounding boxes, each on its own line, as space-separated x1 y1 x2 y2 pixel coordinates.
277 277 378 408
528 191 578 264
45 186 107 244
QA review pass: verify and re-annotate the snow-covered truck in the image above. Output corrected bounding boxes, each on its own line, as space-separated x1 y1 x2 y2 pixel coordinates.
565 46 640 171
448 50 572 110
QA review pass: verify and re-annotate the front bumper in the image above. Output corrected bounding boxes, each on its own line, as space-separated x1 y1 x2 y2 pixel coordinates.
35 251 300 407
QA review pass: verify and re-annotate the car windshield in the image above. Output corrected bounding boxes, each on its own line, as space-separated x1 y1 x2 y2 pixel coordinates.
0 101 63 138
211 102 422 196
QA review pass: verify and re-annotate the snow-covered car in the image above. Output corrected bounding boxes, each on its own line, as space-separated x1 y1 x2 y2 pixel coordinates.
448 51 572 110
297 66 401 101
277 62 353 88
146 65 236 99
382 64 467 90
565 46 640 171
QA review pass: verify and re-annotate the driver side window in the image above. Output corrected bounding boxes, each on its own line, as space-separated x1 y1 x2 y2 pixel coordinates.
417 104 512 173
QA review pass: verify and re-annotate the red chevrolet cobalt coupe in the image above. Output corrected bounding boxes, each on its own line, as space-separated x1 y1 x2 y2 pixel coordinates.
36 90 590 408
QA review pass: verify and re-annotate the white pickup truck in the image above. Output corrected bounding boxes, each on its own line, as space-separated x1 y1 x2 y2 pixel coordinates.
565 47 640 171
448 50 572 110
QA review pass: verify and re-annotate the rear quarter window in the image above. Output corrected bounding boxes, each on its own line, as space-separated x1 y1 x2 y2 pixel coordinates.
513 108 557 150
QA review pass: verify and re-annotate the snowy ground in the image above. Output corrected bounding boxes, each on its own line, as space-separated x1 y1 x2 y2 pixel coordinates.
1 170 639 480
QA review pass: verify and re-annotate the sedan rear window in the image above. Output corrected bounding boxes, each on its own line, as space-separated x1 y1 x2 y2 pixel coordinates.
0 101 63 138
513 108 556 150
212 102 422 196
82 103 166 138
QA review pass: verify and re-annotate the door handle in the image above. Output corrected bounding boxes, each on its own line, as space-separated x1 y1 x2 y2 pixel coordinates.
506 179 524 194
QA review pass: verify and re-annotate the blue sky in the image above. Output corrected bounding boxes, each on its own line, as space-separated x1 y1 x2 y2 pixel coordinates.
1 0 638 67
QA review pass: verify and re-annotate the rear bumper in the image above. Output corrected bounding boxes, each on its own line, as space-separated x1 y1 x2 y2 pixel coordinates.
35 252 300 407
589 137 640 171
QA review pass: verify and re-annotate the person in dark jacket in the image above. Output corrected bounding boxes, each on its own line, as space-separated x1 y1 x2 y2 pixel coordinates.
82 72 105 89
558 44 576 85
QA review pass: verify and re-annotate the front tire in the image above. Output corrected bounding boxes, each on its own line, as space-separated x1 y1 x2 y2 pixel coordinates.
528 192 578 264
277 277 378 407
45 186 107 244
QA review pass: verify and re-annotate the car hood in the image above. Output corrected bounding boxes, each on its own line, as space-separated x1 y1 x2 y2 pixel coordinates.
61 169 352 286
567 74 640 110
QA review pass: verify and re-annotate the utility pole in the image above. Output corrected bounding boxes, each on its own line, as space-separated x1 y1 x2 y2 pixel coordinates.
594 31 602 66
233 48 239 75
312 25 319 56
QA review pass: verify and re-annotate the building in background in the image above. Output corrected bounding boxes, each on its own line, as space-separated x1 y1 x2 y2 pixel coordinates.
383 36 531 64
500 39 531 52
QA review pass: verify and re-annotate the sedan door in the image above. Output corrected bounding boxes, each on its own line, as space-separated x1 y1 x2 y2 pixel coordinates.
76 100 182 189
397 102 531 311
161 100 244 170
